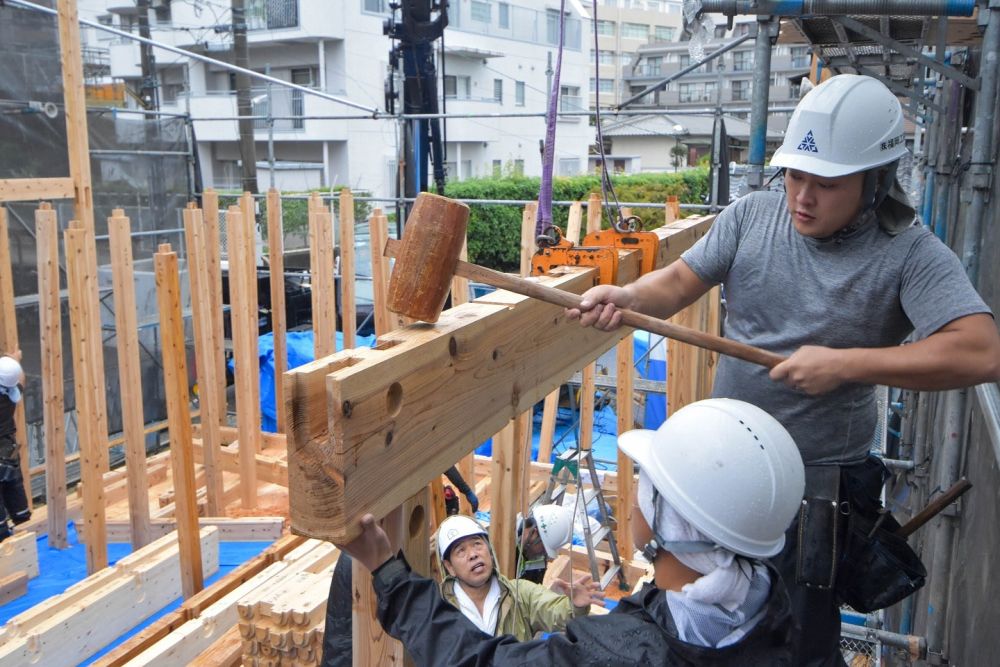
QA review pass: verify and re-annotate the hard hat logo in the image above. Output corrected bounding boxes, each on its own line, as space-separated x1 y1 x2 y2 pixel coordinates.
796 130 819 154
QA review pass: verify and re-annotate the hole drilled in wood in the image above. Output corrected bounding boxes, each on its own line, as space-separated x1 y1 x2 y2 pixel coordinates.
386 382 403 418
408 504 425 538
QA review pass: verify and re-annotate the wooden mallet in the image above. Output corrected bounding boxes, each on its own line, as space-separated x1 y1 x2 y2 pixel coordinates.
386 192 786 369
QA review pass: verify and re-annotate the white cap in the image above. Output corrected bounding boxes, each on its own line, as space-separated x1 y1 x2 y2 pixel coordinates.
618 399 805 558
770 74 907 177
437 514 489 561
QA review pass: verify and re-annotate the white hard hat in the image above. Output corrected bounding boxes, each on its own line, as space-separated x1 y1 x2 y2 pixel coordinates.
0 357 22 403
770 74 907 178
618 398 805 559
437 514 489 561
531 504 575 558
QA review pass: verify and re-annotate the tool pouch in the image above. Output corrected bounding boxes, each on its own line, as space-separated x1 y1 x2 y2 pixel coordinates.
795 465 841 590
836 456 926 612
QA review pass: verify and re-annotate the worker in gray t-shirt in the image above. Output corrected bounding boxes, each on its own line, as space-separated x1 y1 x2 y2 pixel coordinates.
568 74 1000 667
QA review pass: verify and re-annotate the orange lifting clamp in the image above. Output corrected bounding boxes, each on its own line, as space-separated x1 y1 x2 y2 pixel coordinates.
530 216 661 285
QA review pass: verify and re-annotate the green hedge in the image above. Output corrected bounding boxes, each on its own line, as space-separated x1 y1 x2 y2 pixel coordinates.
443 170 709 271
217 189 372 242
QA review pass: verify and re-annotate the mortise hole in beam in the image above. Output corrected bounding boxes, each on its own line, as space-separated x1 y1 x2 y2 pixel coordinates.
374 338 401 351
385 430 394 448
386 382 403 418
449 336 458 357
408 504 425 538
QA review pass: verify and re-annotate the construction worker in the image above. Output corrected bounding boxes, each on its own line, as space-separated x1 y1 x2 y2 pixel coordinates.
567 74 1000 666
0 354 30 541
515 503 575 583
434 513 602 641
335 398 804 664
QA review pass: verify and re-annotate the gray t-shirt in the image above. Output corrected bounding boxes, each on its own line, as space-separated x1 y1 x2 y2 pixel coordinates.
681 191 991 465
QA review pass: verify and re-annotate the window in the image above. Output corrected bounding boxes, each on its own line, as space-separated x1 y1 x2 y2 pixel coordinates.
791 46 811 68
731 79 750 101
471 1 491 23
732 50 753 72
493 78 503 103
622 22 648 39
644 56 662 76
678 82 716 102
443 75 471 99
596 20 615 36
558 158 581 176
291 67 315 129
679 54 712 73
590 78 614 93
560 85 581 112
513 159 525 176
363 0 387 13
498 2 510 28
492 160 502 177
515 81 525 106
653 26 675 41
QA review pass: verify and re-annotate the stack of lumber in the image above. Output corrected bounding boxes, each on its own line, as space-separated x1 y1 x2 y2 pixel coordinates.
237 566 335 665
0 527 220 666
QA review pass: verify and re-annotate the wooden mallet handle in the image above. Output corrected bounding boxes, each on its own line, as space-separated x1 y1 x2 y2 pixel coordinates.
385 238 786 369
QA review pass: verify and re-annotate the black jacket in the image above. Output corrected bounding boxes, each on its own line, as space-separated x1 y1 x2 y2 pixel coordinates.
321 552 354 667
373 554 794 666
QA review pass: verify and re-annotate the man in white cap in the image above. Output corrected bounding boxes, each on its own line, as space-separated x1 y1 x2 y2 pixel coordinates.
434 513 602 641
0 353 30 541
567 74 1000 665
335 398 805 665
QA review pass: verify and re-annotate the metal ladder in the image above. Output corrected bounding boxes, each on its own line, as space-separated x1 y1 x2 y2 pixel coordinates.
540 447 627 590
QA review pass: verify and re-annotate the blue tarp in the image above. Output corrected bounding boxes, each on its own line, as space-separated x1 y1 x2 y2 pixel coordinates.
0 524 272 665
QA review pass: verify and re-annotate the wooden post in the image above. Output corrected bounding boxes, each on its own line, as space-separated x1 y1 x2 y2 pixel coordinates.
536 390 559 464
565 201 582 245
587 192 601 232
226 206 260 507
309 193 336 357
520 202 537 277
368 208 392 338
57 0 95 233
488 411 531 579
154 244 205 598
667 195 681 221
201 189 227 425
183 206 224 516
266 189 288 432
578 197 603 453
451 238 475 498
108 210 153 546
64 223 106 573
338 189 357 350
0 208 31 506
35 204 67 548
615 336 635 559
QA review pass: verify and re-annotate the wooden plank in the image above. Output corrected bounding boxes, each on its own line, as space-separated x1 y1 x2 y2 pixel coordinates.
536 389 559 464
488 422 516 578
286 216 714 543
267 189 288 431
192 438 288 486
586 192 601 232
201 188 227 426
451 236 470 308
565 201 583 245
89 517 286 543
0 531 38 579
339 189 357 350
0 528 220 667
578 195 602 452
64 225 106 573
368 208 392 338
226 206 260 507
0 572 28 606
188 624 243 667
615 336 635 560
519 202 537 276
56 0 95 233
0 178 75 203
0 208 31 507
107 210 153 548
184 205 224 516
310 193 336 358
35 204 67 547
155 243 205 598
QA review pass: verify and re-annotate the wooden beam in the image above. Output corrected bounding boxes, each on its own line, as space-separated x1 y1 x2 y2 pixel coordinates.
64 225 106 572
184 205 224 516
0 178 75 203
310 193 336 357
200 189 227 426
155 244 205 598
0 531 39 579
266 189 288 431
191 438 288 486
35 204 67 548
0 572 28 606
108 210 153 548
226 206 260 507
195 423 287 450
85 517 285 543
0 208 31 508
615 336 635 559
187 625 243 667
286 216 713 543
339 189 357 350
56 0 95 232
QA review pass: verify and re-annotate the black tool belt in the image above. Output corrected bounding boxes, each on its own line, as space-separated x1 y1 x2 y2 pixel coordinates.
795 456 926 611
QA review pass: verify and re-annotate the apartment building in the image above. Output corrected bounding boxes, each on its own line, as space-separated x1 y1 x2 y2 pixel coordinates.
82 0 592 197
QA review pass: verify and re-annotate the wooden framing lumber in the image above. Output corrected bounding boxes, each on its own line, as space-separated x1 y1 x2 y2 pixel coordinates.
488 411 531 578
155 243 205 597
192 438 288 486
0 178 75 203
35 204 67 547
0 208 31 506
199 423 287 450
519 202 537 276
0 532 38 580
226 206 261 506
267 189 288 431
310 193 337 357
0 572 28 606
108 210 153 548
338 189 357 350
201 188 227 425
0 528 220 667
64 223 107 572
368 208 392 337
286 215 713 543
565 201 583 245
188 624 243 667
184 205 225 516
615 336 636 556
57 0 95 232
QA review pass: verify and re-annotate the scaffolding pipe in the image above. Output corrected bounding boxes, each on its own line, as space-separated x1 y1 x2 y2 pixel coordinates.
698 0 975 16
974 383 1000 467
206 193 715 210
6 0 380 115
932 78 961 241
840 623 927 661
747 17 776 191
